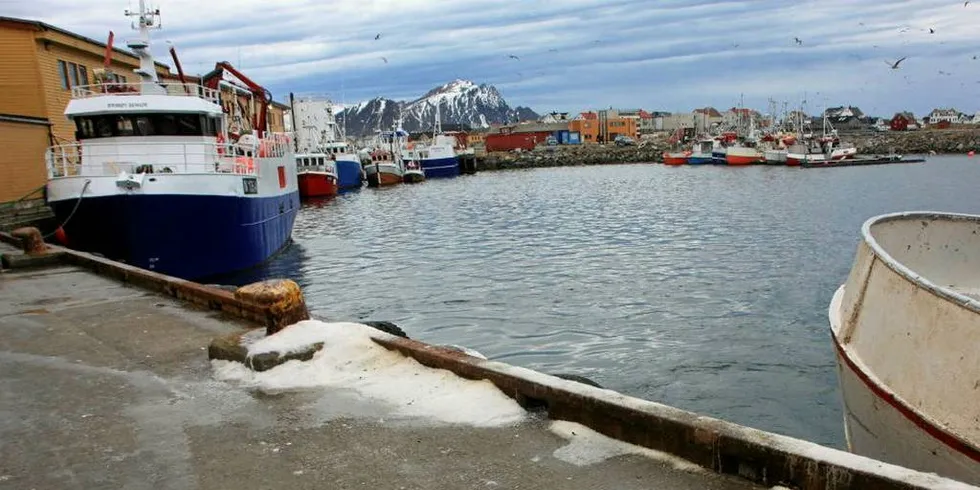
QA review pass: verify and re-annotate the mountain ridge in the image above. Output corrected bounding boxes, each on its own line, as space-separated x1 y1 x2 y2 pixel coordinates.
338 80 539 136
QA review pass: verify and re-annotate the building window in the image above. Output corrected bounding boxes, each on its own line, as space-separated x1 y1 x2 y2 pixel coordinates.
69 62 81 87
78 65 88 86
57 60 70 89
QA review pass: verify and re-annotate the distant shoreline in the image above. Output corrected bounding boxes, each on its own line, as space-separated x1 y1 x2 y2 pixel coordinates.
474 129 980 170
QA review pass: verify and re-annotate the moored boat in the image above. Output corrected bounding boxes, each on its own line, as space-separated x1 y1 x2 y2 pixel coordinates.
662 150 690 165
829 212 980 485
414 105 459 178
289 95 362 191
763 148 787 165
295 154 338 198
725 145 764 165
45 1 298 280
687 139 716 165
402 159 425 183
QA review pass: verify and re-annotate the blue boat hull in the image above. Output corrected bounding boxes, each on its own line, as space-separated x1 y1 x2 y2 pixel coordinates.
688 156 713 165
421 156 460 178
711 151 727 164
50 192 300 280
336 159 363 191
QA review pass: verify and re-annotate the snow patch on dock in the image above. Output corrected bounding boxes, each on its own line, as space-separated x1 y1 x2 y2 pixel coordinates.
212 320 527 427
549 420 703 472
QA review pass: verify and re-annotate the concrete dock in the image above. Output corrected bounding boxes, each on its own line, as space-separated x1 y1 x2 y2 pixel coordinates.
0 263 754 490
0 233 975 490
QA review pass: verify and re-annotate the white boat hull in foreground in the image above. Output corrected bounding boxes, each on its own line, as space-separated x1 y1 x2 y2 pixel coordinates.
829 212 980 485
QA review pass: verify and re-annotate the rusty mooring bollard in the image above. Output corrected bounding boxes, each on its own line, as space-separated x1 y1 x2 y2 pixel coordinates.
234 279 310 335
11 227 47 255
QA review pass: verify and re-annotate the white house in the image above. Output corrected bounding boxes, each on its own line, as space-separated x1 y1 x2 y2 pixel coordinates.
927 108 961 124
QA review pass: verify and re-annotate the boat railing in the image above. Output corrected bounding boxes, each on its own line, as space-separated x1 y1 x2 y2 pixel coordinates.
45 140 283 178
70 82 221 104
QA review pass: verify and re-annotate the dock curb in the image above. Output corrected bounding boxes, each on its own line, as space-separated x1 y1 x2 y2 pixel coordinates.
372 335 975 490
0 231 301 330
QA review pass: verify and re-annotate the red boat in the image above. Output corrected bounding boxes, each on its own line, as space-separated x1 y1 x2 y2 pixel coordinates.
296 154 338 198
663 151 691 165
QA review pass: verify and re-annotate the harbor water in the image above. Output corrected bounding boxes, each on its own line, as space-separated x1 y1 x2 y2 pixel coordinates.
222 155 980 449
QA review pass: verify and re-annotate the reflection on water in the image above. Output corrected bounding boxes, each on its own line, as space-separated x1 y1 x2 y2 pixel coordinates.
220 156 980 448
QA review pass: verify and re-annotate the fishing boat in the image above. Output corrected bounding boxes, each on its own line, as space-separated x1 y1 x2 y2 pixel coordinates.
662 150 690 165
829 212 980 485
763 148 787 165
414 105 459 178
44 1 298 280
295 153 338 198
725 144 764 165
365 128 405 187
289 95 362 191
402 159 425 183
687 139 716 165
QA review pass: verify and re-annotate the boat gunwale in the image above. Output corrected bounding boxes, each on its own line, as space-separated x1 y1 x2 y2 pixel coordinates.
829 286 980 464
860 211 980 315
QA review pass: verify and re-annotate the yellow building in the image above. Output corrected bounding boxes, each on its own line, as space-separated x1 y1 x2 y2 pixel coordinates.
0 16 175 203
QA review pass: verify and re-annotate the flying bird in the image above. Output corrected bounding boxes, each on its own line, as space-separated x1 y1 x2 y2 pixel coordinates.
886 57 907 69
508 54 520 60
381 56 388 64
548 48 558 52
974 55 978 60
794 37 803 45
732 42 740 48
929 27 935 33
965 1 970 6
374 33 381 40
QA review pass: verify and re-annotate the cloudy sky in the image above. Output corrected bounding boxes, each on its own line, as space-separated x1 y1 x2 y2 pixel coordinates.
6 0 980 116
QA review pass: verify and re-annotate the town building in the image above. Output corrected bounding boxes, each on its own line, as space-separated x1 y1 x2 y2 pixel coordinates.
890 112 916 131
539 111 571 124
0 16 288 204
926 108 963 125
568 111 598 143
692 107 723 131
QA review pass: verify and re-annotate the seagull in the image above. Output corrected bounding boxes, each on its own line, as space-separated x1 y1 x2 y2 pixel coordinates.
886 56 907 69
966 1 970 6
794 37 803 45
732 42 740 48
548 48 558 52
374 33 381 40
381 56 388 64
974 55 978 60
508 54 520 60
929 27 935 34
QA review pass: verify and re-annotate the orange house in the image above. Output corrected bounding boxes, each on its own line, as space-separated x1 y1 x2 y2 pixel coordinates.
569 111 637 143
569 111 599 143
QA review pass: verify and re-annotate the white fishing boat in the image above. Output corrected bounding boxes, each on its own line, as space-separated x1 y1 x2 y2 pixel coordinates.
289 95 362 191
829 212 980 485
763 148 787 164
44 1 298 280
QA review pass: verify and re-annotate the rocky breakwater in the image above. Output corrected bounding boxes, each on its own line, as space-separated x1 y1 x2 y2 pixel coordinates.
478 142 667 171
848 129 980 155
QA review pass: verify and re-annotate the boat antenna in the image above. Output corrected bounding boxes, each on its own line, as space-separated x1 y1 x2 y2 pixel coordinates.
124 0 161 87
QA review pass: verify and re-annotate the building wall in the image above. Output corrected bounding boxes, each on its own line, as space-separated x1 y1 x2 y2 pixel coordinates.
604 117 637 140
0 23 47 119
569 119 598 143
658 113 695 132
0 118 51 202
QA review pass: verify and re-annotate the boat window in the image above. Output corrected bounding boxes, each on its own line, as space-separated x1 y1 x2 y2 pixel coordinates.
115 115 135 136
72 113 218 139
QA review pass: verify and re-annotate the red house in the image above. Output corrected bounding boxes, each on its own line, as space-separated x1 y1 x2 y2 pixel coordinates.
890 112 915 131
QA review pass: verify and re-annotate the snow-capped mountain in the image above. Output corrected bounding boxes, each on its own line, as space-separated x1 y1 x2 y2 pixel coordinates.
338 80 539 136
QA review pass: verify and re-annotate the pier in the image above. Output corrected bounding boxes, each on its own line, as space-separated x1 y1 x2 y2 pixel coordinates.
0 230 973 490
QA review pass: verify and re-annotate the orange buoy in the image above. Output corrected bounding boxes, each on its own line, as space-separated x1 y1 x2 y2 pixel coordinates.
53 226 67 245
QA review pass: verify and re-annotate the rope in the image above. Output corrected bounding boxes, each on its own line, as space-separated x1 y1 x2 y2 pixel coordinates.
1 185 45 207
43 179 91 239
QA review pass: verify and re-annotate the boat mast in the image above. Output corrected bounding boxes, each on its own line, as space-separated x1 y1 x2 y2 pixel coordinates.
433 101 442 136
124 0 162 89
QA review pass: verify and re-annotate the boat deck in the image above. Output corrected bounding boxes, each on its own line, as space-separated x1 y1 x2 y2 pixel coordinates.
0 261 756 490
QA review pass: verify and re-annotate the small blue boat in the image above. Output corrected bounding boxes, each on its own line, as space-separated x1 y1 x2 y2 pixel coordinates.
688 139 716 165
414 104 459 178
